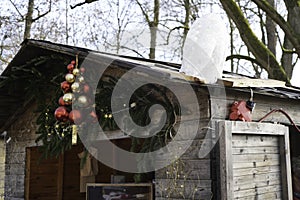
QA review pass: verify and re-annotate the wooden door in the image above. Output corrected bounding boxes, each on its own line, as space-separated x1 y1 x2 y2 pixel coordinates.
25 147 64 200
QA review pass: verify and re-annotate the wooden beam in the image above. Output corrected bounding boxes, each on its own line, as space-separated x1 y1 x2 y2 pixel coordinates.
218 77 286 88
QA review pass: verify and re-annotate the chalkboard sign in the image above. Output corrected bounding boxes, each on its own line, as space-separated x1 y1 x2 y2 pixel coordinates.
86 183 153 200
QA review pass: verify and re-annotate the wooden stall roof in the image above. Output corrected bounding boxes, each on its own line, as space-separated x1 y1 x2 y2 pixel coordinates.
1 39 300 133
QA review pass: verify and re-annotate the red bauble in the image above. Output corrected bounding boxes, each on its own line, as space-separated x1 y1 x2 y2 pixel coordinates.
54 106 69 122
71 60 76 65
69 110 82 124
80 67 86 74
58 97 66 106
61 81 71 93
67 64 74 72
89 111 98 123
83 84 91 94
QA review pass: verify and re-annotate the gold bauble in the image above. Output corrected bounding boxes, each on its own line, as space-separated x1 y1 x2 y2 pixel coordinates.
71 82 80 93
63 93 74 103
77 95 89 107
77 75 85 83
65 73 75 83
72 68 80 76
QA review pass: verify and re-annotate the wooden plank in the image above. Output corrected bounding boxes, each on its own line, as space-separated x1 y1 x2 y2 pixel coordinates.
232 135 279 147
218 77 286 88
232 165 280 177
25 148 30 200
233 178 281 191
232 146 280 155
57 154 64 200
234 190 282 200
219 121 234 200
233 172 281 186
280 130 293 200
233 160 280 169
232 153 280 163
233 184 282 198
230 122 287 136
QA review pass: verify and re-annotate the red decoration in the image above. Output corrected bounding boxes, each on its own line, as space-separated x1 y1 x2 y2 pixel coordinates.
61 81 71 93
58 97 66 106
89 111 98 123
80 67 85 74
71 60 76 65
54 106 69 122
69 110 82 124
229 101 252 122
67 64 74 72
83 83 91 94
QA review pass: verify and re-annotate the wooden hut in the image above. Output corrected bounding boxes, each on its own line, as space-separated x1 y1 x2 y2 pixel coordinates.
1 39 300 200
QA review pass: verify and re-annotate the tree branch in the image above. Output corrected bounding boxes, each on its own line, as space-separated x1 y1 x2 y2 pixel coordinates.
135 0 151 26
9 0 24 20
252 0 300 56
32 0 52 22
226 54 262 67
70 0 99 9
220 0 289 82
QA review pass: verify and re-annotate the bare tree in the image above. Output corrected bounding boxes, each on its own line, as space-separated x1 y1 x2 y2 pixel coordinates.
24 0 52 39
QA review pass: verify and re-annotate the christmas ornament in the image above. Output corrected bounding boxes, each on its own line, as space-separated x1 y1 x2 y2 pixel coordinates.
61 81 71 93
71 60 76 65
71 82 80 93
77 95 89 107
80 67 86 74
67 63 74 72
58 96 66 106
77 75 85 83
54 106 69 122
83 83 91 94
72 68 80 76
89 110 98 123
69 110 83 124
63 93 74 104
65 73 75 83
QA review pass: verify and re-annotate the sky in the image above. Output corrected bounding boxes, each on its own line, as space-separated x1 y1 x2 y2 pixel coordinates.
1 0 300 87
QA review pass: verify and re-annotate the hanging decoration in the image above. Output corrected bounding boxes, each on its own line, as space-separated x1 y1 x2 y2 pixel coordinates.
52 56 96 145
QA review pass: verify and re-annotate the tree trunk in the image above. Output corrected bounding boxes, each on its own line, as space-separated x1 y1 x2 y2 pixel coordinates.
282 0 300 79
24 0 34 40
266 0 276 56
149 0 159 59
220 0 289 82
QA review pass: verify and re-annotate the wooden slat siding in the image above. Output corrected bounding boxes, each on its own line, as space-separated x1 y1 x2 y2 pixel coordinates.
155 159 211 180
218 121 292 200
155 179 212 199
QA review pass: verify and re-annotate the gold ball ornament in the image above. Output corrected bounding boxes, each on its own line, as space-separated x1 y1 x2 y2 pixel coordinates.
77 75 85 83
77 95 89 107
71 82 80 93
72 68 80 76
63 93 74 104
65 73 75 83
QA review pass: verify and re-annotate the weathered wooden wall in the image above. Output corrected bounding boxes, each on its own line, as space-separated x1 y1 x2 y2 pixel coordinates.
155 86 214 200
0 140 5 199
